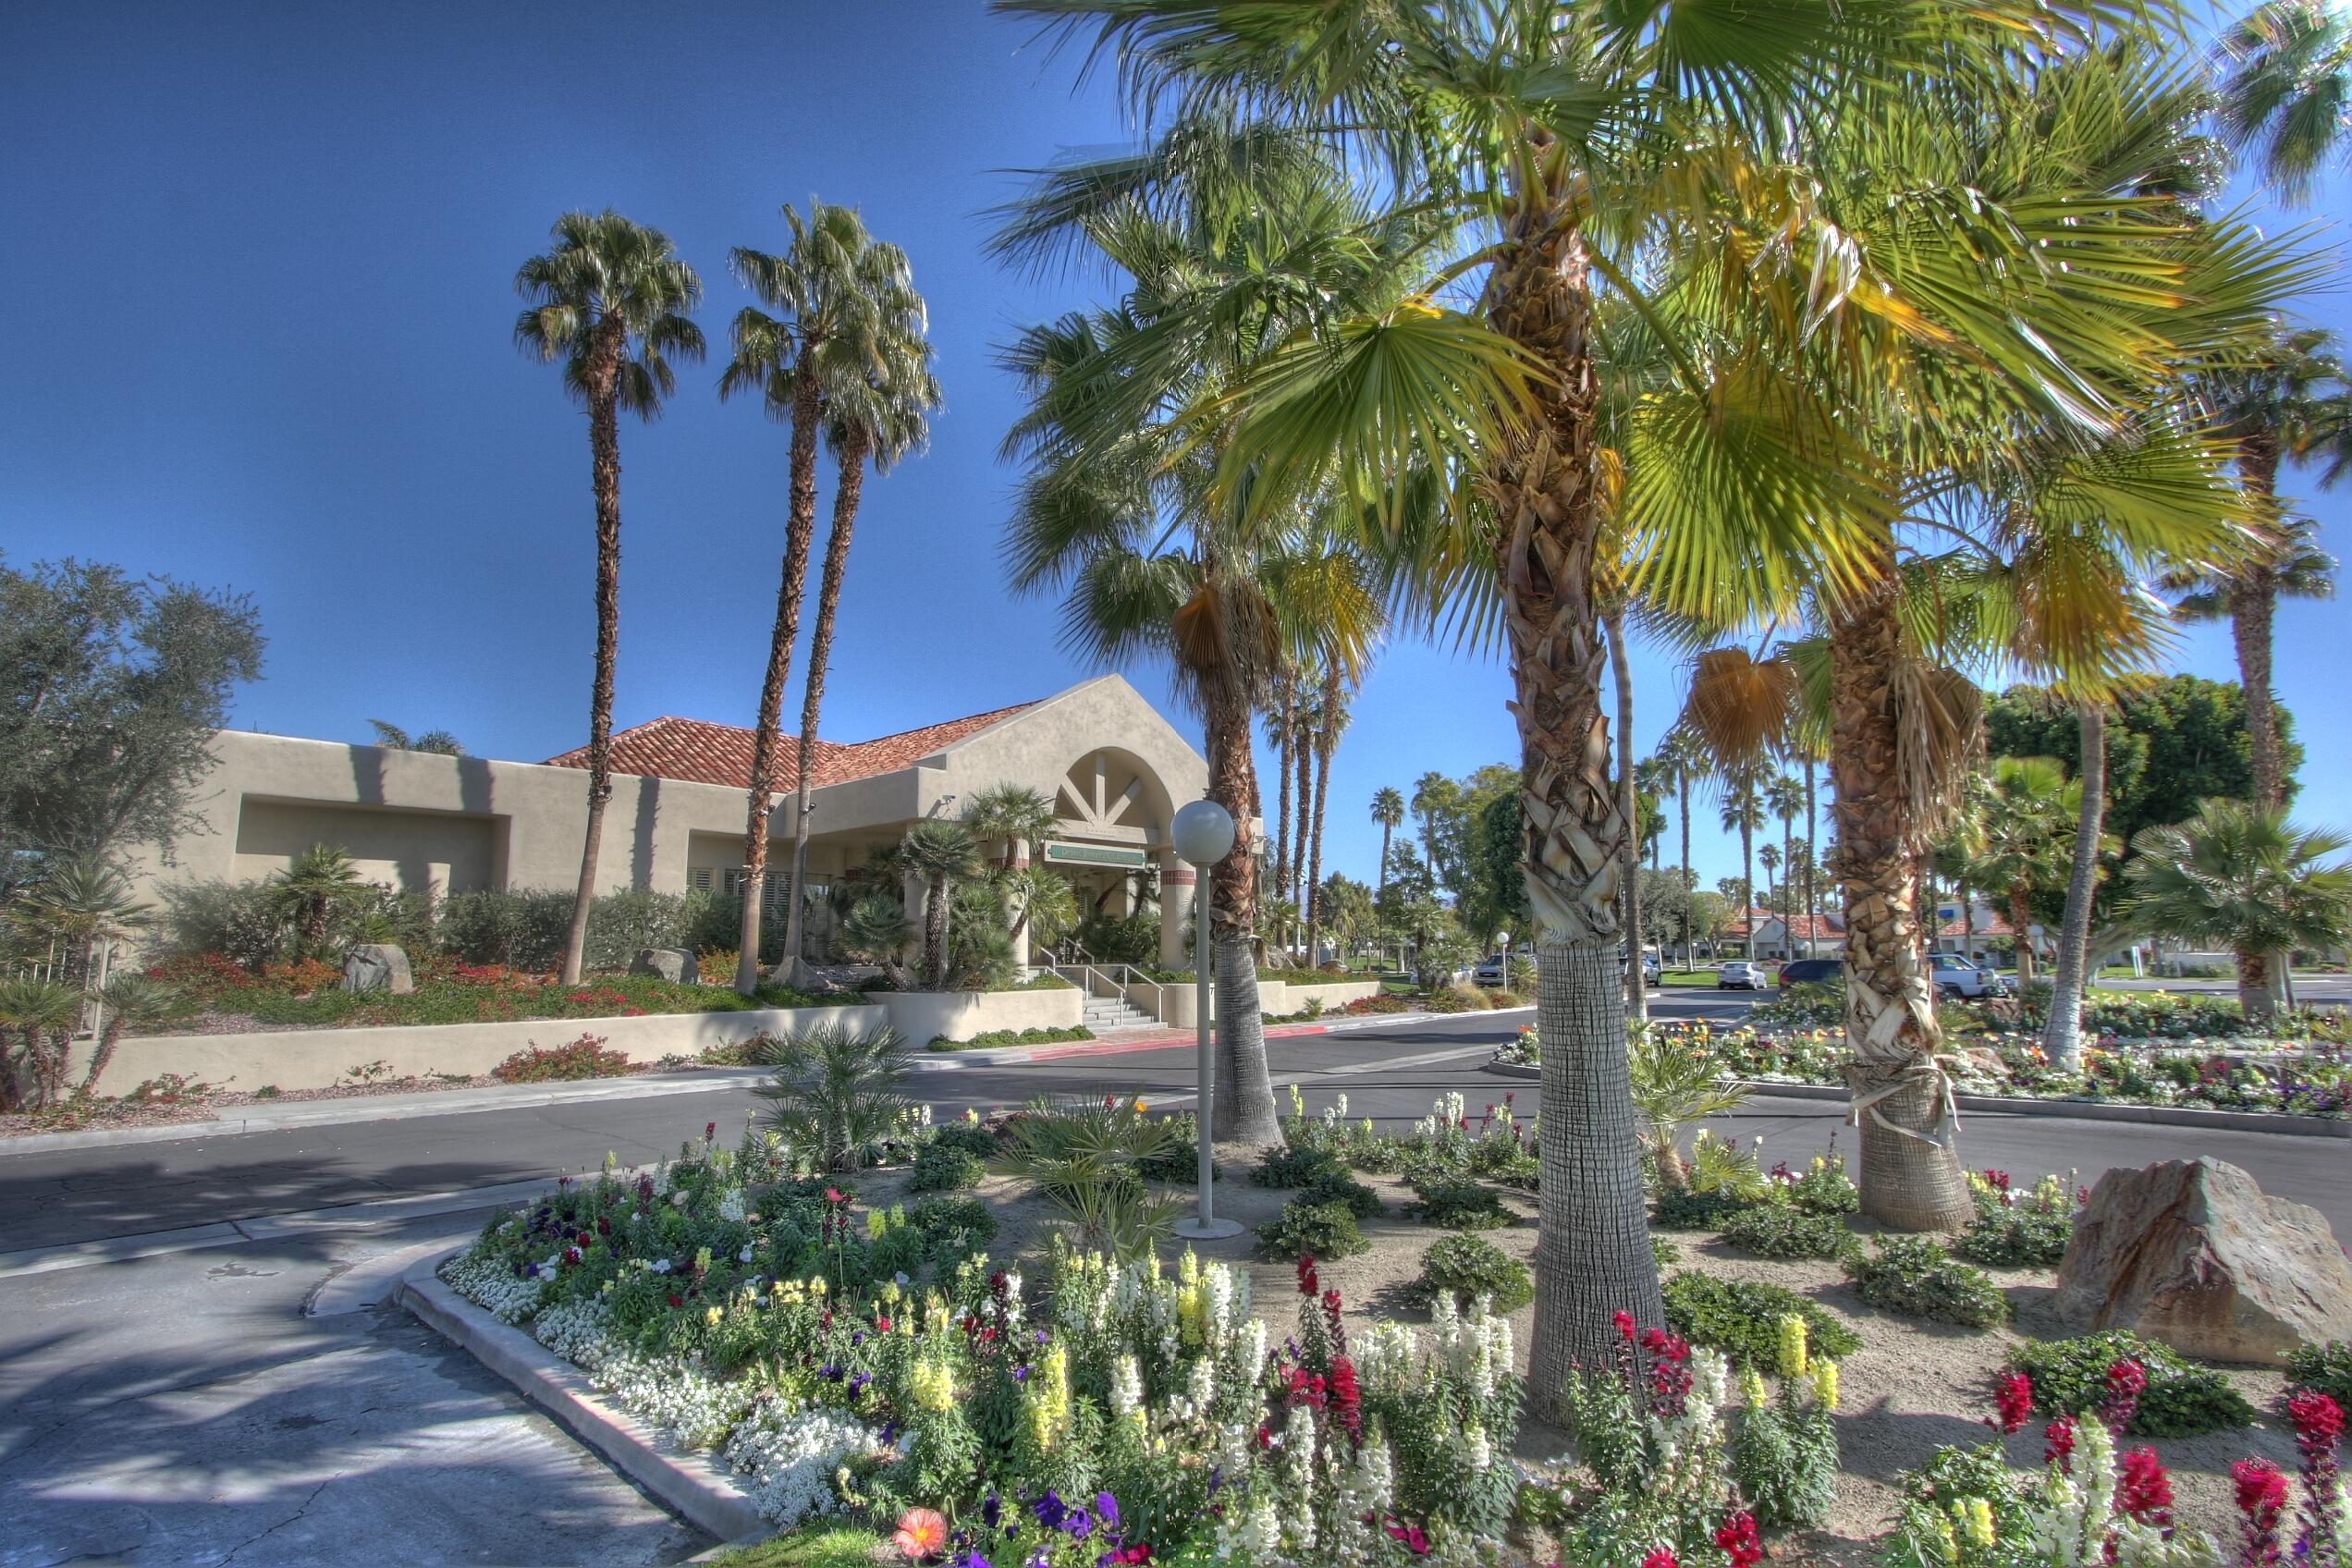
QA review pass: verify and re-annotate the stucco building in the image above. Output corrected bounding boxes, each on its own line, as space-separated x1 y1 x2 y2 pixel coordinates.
125 674 1213 968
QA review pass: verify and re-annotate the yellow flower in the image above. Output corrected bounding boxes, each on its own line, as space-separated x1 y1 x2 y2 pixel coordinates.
1811 1359 1840 1413
1777 1314 1810 1380
1134 1098 1149 1113
1963 1497 1994 1548
705 1306 722 1326
1741 1368 1770 1411
909 1354 957 1413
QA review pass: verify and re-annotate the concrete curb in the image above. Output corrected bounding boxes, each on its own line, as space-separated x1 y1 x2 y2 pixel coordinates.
398 1248 767 1544
1479 1060 2352 1138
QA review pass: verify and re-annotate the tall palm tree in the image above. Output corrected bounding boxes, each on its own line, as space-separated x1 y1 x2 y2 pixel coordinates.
1765 774 1805 930
1717 765 1767 962
1304 668 1352 967
963 784 1059 873
2165 327 2349 807
1654 730 1712 964
996 138 1390 1144
2218 0 2352 202
1002 0 2294 1390
1369 786 1405 903
720 202 915 994
1292 675 1318 912
515 210 704 985
1604 606 1646 1019
898 819 984 990
2120 800 2352 1019
1409 771 1451 895
778 275 943 980
1267 665 1299 909
368 721 464 756
1635 756 1674 875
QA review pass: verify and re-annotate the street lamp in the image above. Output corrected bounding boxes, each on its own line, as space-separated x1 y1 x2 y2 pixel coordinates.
1170 797 1243 1240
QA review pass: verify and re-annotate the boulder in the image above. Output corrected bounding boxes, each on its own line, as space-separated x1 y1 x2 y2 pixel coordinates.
2054 1158 2352 1366
631 947 698 986
342 944 414 995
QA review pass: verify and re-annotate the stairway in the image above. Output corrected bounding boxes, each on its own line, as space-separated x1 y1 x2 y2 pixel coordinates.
1082 994 1157 1031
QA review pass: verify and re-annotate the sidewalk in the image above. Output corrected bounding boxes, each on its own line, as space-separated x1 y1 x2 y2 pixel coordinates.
0 1011 1455 1158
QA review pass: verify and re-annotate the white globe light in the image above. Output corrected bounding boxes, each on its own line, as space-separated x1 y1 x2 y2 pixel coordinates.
1170 798 1236 867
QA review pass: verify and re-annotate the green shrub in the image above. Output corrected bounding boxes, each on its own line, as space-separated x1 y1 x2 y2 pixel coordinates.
929 1120 1000 1158
1651 1188 1765 1230
1781 1155 1861 1216
491 1033 634 1083
2287 1341 2352 1408
2005 1331 2258 1437
927 1023 1095 1050
902 1195 997 1251
1652 1234 1680 1269
1411 1233 1534 1313
1252 1144 1345 1189
1133 1110 1213 1184
1718 1205 1856 1261
1662 1270 1860 1369
1953 1207 2074 1268
1844 1236 2010 1327
1073 910 1158 966
1298 1168 1385 1219
907 1142 986 1194
1255 1198 1367 1261
1406 1175 1512 1231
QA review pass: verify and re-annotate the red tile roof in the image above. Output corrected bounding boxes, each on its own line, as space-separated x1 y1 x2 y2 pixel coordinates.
545 700 1039 791
1938 913 2015 937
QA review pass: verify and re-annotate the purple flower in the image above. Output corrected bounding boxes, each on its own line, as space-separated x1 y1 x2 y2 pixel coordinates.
1034 1491 1068 1530
1012 1365 1031 1382
1096 1493 1121 1531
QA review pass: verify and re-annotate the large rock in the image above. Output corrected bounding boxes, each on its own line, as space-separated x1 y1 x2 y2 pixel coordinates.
342 944 413 995
631 947 698 986
2054 1158 2352 1366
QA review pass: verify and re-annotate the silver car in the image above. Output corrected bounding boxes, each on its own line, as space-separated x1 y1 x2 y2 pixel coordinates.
1718 960 1769 990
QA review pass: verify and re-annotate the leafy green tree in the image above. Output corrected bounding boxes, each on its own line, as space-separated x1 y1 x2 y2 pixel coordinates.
721 202 913 994
514 210 704 986
1317 873 1376 962
0 558 263 892
367 721 463 756
1410 772 1462 894
2219 0 2352 202
2120 801 2352 1018
1457 788 1531 950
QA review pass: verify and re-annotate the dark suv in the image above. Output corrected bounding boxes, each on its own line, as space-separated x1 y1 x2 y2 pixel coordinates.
1777 958 1844 988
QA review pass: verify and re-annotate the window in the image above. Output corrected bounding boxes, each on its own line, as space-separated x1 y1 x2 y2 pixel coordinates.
690 867 714 893
720 868 789 915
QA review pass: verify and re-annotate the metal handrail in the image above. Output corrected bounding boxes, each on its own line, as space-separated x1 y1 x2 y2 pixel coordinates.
1049 962 1170 1024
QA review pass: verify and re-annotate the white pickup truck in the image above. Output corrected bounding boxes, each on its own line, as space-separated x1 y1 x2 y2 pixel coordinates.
1930 954 2009 998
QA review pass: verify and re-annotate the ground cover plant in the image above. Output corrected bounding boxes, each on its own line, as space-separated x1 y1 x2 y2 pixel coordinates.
1409 1232 1534 1314
1661 1269 1861 1369
491 1034 635 1083
1718 1203 1857 1261
1843 1236 2012 1327
1952 1169 2081 1267
925 1024 1093 1051
2004 1331 2260 1438
2288 1341 2352 1409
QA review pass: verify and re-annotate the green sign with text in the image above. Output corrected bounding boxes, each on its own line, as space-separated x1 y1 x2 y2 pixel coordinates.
1043 841 1149 868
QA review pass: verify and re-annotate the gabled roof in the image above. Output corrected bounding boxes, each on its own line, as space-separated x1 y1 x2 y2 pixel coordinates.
1938 913 2015 937
545 700 1040 791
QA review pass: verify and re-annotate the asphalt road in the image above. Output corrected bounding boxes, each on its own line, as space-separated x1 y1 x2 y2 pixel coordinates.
4 996 2344 1253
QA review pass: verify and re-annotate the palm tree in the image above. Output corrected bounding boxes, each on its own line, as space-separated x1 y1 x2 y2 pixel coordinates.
2218 0 2352 202
963 784 1059 873
2120 800 2352 1020
1758 843 1782 935
1765 775 1805 930
515 211 704 986
897 820 984 991
1604 606 1646 1020
999 0 2294 1390
10 856 150 986
1716 765 1767 962
1964 758 2078 988
838 895 915 991
2167 327 2350 807
0 975 84 1110
778 261 943 980
1653 730 1712 964
368 721 464 756
1369 787 1405 904
1268 666 1299 908
80 973 179 1099
268 844 364 959
996 139 1390 1145
720 202 913 995
2042 701 2111 1071
1303 668 1352 969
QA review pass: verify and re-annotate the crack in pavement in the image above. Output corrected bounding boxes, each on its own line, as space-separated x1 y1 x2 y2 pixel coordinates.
214 1473 341 1565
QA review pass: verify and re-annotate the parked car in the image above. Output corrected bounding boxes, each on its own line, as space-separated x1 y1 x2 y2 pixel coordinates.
1640 951 1663 985
1778 957 1843 988
1718 960 1769 990
1930 953 2009 998
1473 953 1507 986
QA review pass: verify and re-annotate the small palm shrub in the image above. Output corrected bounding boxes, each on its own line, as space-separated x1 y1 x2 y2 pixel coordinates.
996 1094 1182 1260
1406 1174 1512 1231
1662 1270 1860 1369
492 1033 633 1083
2004 1330 2257 1437
2288 1341 2352 1408
907 1142 985 1194
1718 1204 1856 1261
1844 1237 2010 1327
1298 1168 1384 1219
751 1023 916 1172
1410 1233 1534 1313
1254 1197 1367 1261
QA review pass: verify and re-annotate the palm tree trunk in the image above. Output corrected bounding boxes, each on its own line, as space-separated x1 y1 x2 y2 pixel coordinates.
2042 704 2107 1072
1605 609 1646 1022
1272 690 1293 913
2235 435 2288 807
560 319 629 986
1305 668 1339 968
1205 683 1280 1145
735 367 827 994
1488 217 1660 1410
2236 948 2277 1021
1740 811 1757 962
2009 886 2038 987
1678 774 1694 964
1804 758 1820 956
925 873 950 990
778 429 870 981
1292 712 1314 914
1376 820 1391 904
1830 554 1971 1231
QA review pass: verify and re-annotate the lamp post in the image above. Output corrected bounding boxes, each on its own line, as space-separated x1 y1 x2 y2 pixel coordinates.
1170 797 1243 1240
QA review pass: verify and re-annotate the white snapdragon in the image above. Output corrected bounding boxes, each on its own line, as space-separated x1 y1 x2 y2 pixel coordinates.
1110 1354 1145 1427
717 1186 747 1223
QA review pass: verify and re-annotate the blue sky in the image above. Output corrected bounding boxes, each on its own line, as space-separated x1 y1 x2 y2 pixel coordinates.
2 1 2344 898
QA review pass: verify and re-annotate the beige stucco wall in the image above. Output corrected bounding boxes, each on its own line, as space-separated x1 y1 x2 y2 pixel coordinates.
1145 976 1381 1028
71 1003 889 1096
876 985 1085 1044
117 677 1214 951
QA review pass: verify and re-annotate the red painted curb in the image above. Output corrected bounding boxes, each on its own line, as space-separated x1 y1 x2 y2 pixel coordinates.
1020 1021 1336 1063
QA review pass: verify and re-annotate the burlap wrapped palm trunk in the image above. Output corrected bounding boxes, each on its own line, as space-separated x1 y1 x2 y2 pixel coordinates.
1831 560 1972 1231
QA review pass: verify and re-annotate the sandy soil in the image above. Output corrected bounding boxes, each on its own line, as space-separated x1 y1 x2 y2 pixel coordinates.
845 1145 2302 1564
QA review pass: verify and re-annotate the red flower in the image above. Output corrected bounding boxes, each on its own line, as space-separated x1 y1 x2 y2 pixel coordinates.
2289 1390 2345 1459
823 1187 845 1205
1991 1371 2035 1435
875 1316 891 1334
2043 1415 2077 1473
1383 1518 1433 1556
1329 1354 1364 1439
2233 1458 2288 1521
1641 1550 1680 1568
2115 1447 2174 1529
1613 1310 1637 1342
2100 1358 2149 1433
667 1292 684 1308
1296 1256 1319 1297
1715 1511 1764 1568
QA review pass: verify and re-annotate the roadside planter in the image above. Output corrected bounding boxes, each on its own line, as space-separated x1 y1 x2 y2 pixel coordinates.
76 1004 888 1096
1151 977 1383 1028
873 984 1082 1045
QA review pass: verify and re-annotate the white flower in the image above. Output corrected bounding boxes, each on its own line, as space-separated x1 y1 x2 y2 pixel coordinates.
651 1258 673 1275
738 1244 754 1264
